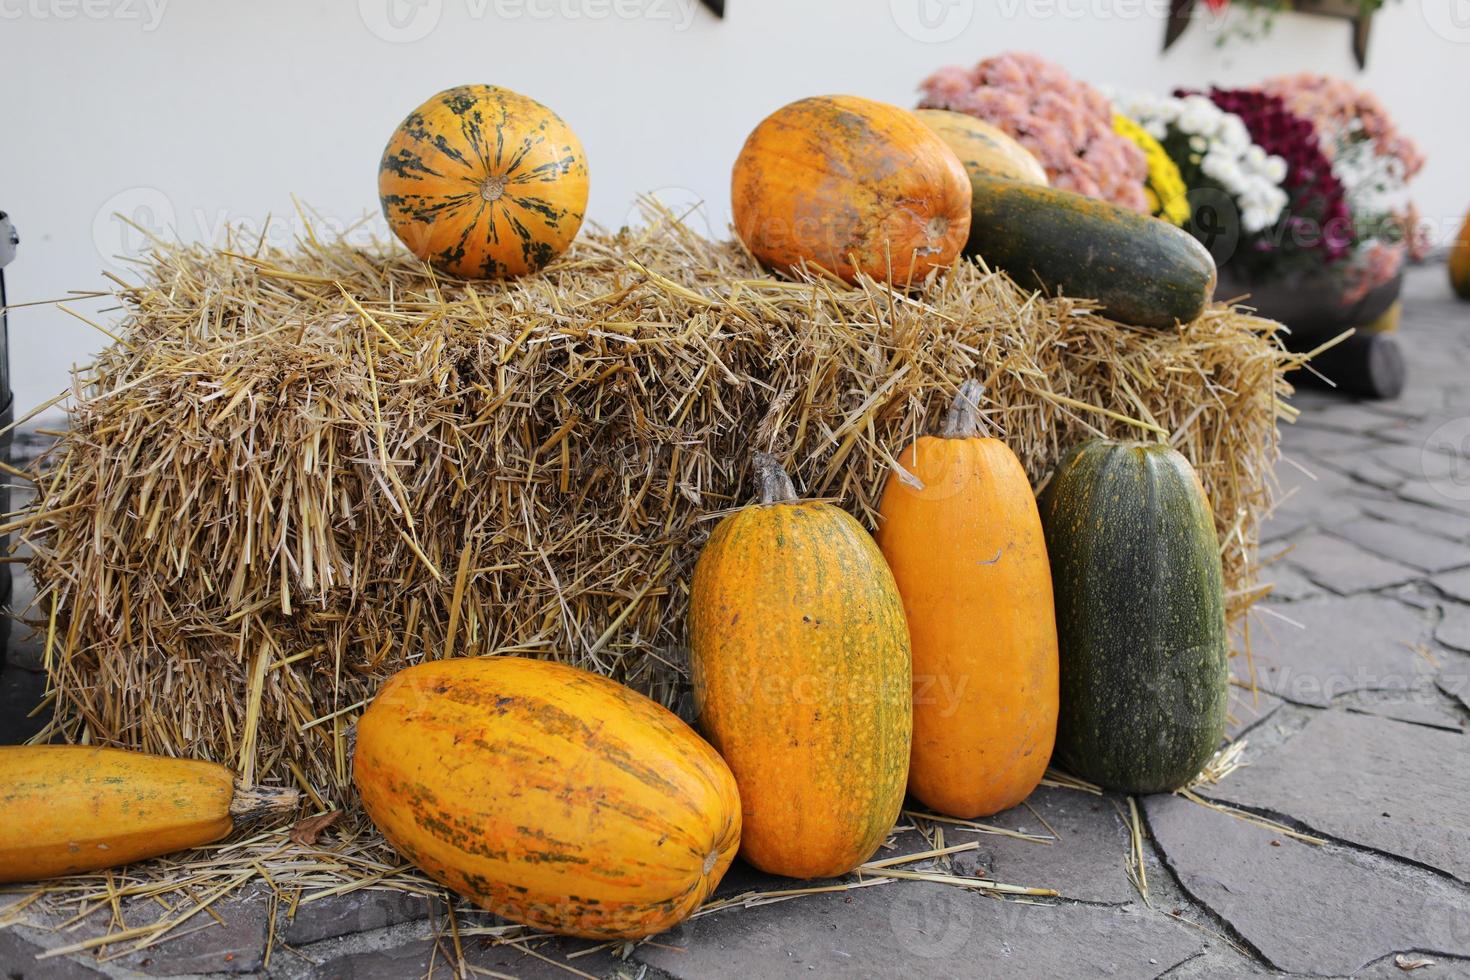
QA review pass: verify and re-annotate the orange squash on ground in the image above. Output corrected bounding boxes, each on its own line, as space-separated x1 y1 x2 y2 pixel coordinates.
876 382 1059 819
1452 210 1470 300
0 746 299 883
379 84 588 279
914 109 1049 188
689 453 912 879
731 95 971 287
354 657 741 939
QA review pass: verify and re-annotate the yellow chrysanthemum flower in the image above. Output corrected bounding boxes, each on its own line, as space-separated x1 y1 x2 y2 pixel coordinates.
1113 114 1191 227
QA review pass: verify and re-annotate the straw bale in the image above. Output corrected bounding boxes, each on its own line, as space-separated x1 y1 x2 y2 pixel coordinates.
19 209 1294 800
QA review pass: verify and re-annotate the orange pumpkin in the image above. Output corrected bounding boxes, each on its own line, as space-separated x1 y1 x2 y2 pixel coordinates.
354 657 740 939
0 746 298 883
379 85 588 279
914 109 1049 188
731 95 971 287
1452 210 1470 300
876 382 1059 819
689 453 912 879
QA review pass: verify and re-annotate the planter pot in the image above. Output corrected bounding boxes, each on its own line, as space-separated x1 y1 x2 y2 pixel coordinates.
1216 264 1406 400
1164 0 1377 67
1217 265 1403 343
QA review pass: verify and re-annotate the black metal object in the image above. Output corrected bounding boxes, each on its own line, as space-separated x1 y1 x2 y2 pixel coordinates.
0 211 15 667
1298 331 1405 400
1164 0 1375 68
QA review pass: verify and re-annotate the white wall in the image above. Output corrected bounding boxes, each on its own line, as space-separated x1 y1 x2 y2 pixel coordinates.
4 0 1466 421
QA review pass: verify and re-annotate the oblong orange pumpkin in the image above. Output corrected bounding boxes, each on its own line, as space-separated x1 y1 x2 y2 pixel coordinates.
0 746 298 883
913 109 1049 188
354 657 740 939
876 382 1059 819
689 453 912 879
379 84 588 279
1451 210 1470 300
731 95 971 286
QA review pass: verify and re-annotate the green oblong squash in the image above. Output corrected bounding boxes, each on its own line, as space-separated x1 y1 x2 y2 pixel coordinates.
965 175 1217 330
1038 439 1228 793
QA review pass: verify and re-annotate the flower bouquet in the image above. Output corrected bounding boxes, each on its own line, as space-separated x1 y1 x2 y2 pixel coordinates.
1113 74 1423 338
915 55 1421 395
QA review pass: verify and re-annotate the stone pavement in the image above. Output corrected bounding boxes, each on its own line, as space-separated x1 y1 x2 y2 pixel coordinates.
2 263 1468 978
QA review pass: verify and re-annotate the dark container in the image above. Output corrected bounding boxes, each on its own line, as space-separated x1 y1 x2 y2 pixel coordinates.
1216 264 1406 400
1 211 15 666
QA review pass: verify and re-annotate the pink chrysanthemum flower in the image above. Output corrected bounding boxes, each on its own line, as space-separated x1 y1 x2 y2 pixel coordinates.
918 52 1149 212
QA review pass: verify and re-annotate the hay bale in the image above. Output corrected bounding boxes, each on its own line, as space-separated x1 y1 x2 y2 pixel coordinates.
19 211 1294 800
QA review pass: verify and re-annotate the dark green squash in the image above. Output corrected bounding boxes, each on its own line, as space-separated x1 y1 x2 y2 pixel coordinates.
1038 439 1228 793
965 175 1217 330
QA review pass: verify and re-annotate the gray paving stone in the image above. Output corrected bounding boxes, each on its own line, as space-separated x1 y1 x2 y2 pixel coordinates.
635 881 1201 980
1435 568 1470 604
1259 507 1317 543
1284 533 1421 594
1280 426 1384 456
1440 660 1470 714
1318 455 1407 492
1204 710 1470 883
964 785 1139 905
1250 595 1434 706
1371 442 1464 481
1345 696 1469 733
307 937 612 980
1351 953 1470 977
0 928 107 979
1275 455 1361 498
1144 794 1470 976
1357 495 1470 542
1258 559 1322 602
1225 686 1284 741
123 895 270 975
282 891 438 947
1398 481 1470 516
1292 405 1409 439
1437 606 1470 653
1331 518 1470 574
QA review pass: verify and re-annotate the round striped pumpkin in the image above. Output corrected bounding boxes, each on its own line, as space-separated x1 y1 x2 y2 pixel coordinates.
378 85 588 279
354 657 740 939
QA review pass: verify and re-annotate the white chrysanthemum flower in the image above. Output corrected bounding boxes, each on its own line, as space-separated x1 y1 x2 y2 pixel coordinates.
1242 208 1271 234
1106 89 1290 231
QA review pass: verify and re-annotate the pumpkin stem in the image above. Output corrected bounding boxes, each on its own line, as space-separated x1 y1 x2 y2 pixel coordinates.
229 781 301 829
753 452 799 505
941 380 989 438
